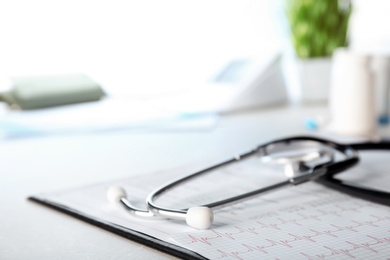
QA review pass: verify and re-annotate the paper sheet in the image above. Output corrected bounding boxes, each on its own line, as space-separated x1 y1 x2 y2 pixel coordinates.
33 151 390 259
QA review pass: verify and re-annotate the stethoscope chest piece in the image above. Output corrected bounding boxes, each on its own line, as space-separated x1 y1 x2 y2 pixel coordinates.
261 147 334 178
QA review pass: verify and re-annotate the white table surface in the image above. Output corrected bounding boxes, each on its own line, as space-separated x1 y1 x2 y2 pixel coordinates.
0 104 339 259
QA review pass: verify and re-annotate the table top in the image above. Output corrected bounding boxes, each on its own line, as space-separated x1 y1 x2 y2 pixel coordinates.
0 104 343 259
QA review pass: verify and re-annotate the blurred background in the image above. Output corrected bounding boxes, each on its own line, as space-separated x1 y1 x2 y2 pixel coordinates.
0 0 279 97
0 0 389 137
3 2 390 259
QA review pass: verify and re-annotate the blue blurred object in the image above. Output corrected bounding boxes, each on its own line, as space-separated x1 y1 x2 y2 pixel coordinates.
304 118 319 130
0 99 219 139
378 114 390 126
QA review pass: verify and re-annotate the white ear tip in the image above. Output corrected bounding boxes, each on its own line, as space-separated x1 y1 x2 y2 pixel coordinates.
186 207 214 229
107 186 127 204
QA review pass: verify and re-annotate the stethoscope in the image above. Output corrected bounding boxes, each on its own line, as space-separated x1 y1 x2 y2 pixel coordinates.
107 136 390 230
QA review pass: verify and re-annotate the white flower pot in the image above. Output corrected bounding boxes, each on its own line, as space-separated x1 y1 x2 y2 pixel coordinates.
297 57 332 103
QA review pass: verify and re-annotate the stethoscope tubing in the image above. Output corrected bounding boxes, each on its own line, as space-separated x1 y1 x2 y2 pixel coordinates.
317 177 390 207
147 136 359 215
318 139 390 207
147 136 390 216
109 136 390 229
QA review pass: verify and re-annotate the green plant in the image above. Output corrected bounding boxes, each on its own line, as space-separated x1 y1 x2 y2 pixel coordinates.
286 0 352 59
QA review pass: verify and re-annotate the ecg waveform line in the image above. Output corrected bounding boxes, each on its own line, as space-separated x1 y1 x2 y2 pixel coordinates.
177 200 390 260
300 233 390 260
187 204 390 246
215 233 390 260
188 214 390 247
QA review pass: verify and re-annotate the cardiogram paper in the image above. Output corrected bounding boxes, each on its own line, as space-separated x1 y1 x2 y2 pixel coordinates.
33 151 390 259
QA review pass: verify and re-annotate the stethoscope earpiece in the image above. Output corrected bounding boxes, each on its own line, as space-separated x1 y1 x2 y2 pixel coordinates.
185 207 214 230
107 186 127 204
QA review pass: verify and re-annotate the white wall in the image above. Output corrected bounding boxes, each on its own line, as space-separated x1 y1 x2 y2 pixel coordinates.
349 0 390 54
0 0 279 96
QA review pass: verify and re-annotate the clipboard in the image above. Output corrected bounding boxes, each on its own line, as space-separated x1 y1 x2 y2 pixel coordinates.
28 152 390 259
28 196 205 259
